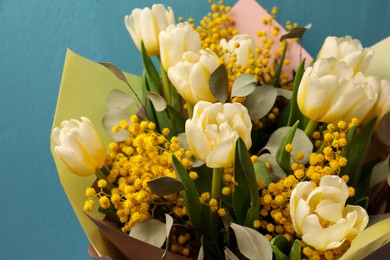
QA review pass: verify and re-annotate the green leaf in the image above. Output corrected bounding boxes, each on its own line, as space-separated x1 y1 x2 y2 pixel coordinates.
271 235 290 260
210 64 228 103
273 41 287 87
233 138 260 227
146 91 167 112
171 155 209 236
230 223 273 260
99 62 131 85
147 176 185 197
258 153 287 182
141 42 162 94
231 74 257 97
165 105 186 135
280 24 312 41
289 240 301 260
341 117 377 187
244 85 277 120
341 125 357 158
287 59 306 128
275 121 299 174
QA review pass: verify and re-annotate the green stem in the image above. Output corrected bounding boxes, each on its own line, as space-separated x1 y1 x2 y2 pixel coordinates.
187 102 194 118
304 119 318 138
157 57 172 106
210 168 222 243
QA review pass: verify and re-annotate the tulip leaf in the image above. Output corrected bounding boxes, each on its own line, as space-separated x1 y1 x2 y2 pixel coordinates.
341 117 377 188
105 89 135 110
129 219 167 248
341 124 358 158
287 59 306 127
271 235 290 260
230 223 273 260
273 41 287 87
141 41 162 95
280 24 312 41
233 138 260 226
231 74 257 97
166 105 186 135
209 64 228 103
275 121 299 174
378 112 390 147
172 154 210 237
102 108 130 142
146 91 167 112
147 176 185 197
244 85 277 120
289 240 301 260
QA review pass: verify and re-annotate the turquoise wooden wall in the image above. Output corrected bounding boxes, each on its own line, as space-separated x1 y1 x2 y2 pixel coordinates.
1 0 389 259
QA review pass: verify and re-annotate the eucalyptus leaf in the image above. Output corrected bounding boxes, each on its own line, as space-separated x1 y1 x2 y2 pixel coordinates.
378 112 390 146
230 223 273 260
244 85 277 120
224 247 239 260
209 64 228 103
369 156 390 187
258 153 287 181
263 124 313 165
177 133 204 167
276 88 293 100
146 91 167 112
162 214 174 260
147 176 185 196
280 24 312 41
231 74 257 97
253 161 273 188
129 219 166 248
102 109 130 142
99 62 130 84
105 89 135 110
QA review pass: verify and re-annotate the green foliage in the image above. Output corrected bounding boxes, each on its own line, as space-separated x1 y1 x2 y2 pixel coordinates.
210 64 229 103
275 121 299 174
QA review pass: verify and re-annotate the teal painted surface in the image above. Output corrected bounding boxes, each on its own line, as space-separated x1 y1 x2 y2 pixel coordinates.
0 0 389 259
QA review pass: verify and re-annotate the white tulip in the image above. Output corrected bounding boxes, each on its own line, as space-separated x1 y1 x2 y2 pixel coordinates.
185 101 252 168
159 23 201 71
220 34 257 67
297 58 379 123
52 117 107 176
290 175 368 251
318 35 374 73
168 49 219 105
124 4 175 56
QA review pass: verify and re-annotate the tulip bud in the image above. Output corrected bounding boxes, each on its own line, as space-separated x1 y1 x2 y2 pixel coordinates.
168 49 219 105
185 101 252 168
317 35 374 74
220 34 257 67
159 23 201 71
290 175 368 251
124 4 175 56
52 117 107 176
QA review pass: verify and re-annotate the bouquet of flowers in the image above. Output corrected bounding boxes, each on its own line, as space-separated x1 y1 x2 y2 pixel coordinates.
51 0 390 259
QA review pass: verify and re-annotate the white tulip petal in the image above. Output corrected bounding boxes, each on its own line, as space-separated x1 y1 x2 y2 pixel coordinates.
206 138 236 168
185 122 211 162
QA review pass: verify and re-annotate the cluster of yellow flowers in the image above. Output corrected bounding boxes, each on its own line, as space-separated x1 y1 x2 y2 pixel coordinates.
256 118 360 259
84 115 194 234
